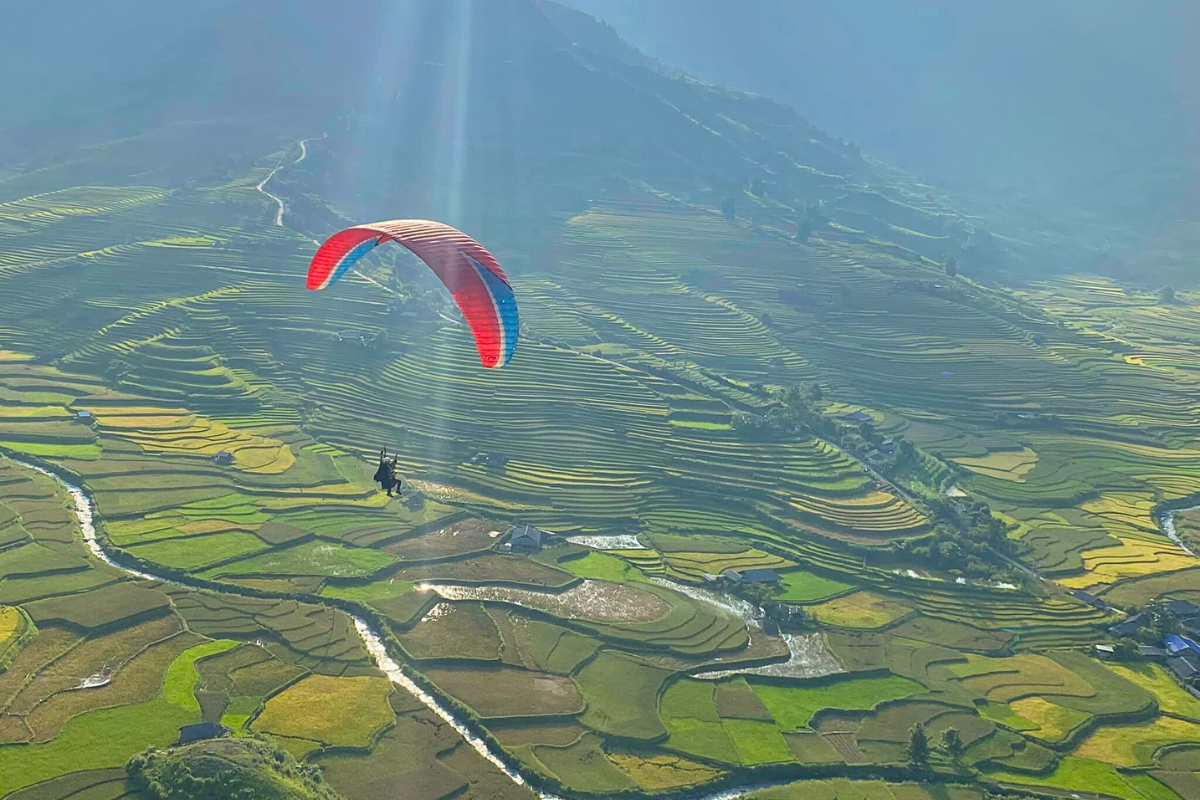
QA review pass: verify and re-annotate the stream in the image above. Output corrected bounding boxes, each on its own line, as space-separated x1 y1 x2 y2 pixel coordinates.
12 456 812 800
1161 506 1197 556
11 458 554 797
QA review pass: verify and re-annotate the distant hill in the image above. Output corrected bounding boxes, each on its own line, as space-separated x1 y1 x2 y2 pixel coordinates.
0 0 1034 277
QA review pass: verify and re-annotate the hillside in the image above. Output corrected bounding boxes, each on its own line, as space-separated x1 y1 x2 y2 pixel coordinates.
0 0 1003 271
127 737 343 800
1 3 1199 800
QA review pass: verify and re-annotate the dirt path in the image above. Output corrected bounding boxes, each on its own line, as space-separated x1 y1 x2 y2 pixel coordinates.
255 134 326 229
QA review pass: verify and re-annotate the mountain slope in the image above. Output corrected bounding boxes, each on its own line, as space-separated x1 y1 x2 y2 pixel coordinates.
2 0 995 271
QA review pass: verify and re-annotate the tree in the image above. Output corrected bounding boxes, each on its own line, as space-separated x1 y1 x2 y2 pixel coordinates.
944 257 958 277
1160 285 1176 304
738 581 777 607
721 197 736 221
1112 638 1140 661
906 722 930 765
941 727 963 760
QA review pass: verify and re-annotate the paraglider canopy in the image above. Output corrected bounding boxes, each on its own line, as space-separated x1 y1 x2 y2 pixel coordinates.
307 220 518 369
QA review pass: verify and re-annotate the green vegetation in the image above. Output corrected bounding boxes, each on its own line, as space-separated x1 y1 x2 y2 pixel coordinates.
985 756 1179 800
534 733 635 792
751 675 923 730
252 675 395 749
807 591 914 629
775 570 853 603
659 679 741 763
0 639 235 795
723 719 794 765
318 693 534 800
3 8 1200 796
751 779 986 800
424 665 584 718
127 531 268 570
199 540 395 580
127 736 342 800
558 551 635 582
577 652 672 741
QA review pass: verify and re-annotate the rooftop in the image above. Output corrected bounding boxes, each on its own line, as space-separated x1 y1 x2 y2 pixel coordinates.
508 525 547 549
1109 612 1148 636
1071 590 1109 610
1167 655 1200 680
1164 634 1200 656
1168 599 1200 618
726 568 782 584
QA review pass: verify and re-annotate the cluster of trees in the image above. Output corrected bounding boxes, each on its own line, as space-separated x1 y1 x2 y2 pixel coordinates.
904 722 963 766
1110 600 1196 664
733 383 902 463
731 406 796 439
896 496 1018 580
734 383 1019 581
750 177 776 198
777 287 818 310
733 383 847 443
127 737 339 800
796 201 828 242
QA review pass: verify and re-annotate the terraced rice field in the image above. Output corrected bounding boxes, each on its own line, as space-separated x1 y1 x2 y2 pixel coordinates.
807 591 915 629
2 147 1200 800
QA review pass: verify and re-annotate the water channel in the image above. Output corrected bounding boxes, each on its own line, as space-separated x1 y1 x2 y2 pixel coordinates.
13 457 813 800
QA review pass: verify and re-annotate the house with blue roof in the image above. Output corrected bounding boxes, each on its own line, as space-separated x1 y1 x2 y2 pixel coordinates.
1164 634 1200 656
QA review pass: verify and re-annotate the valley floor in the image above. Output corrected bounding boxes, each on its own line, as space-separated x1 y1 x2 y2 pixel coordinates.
0 143 1198 800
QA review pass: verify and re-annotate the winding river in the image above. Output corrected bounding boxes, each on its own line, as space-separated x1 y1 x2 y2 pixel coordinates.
12 457 807 800
13 458 557 797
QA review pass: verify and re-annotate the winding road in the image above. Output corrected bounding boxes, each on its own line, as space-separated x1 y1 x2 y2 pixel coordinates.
255 134 326 228
256 135 412 303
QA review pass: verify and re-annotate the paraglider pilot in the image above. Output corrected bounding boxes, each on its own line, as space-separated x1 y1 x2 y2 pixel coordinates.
373 449 401 497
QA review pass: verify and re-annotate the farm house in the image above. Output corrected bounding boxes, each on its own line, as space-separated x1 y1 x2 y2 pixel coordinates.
506 524 551 554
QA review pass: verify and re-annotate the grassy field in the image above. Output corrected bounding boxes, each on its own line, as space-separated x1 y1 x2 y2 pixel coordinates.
318 692 535 800
1103 663 1200 721
775 570 854 603
607 749 724 790
751 779 987 800
807 592 915 629
577 652 672 741
1074 716 1200 767
985 755 1181 800
750 674 923 730
0 638 235 796
252 674 396 749
424 665 584 718
659 678 741 763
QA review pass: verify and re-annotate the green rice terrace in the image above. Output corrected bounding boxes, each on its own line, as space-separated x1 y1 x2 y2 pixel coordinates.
1 113 1200 800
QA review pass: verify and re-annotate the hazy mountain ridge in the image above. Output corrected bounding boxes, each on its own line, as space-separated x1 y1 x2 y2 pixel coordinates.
1 0 1007 274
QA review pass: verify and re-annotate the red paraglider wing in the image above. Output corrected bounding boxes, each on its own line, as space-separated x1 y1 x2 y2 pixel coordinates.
306 220 518 369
